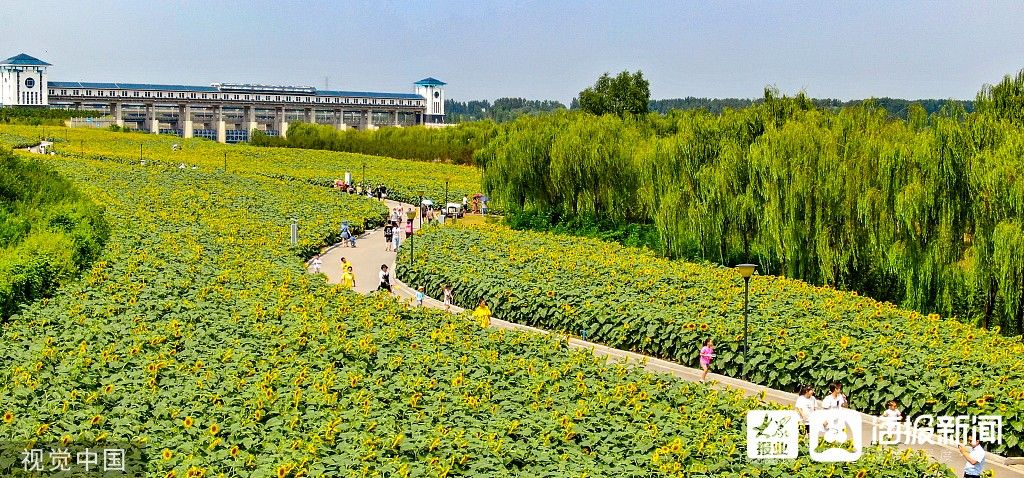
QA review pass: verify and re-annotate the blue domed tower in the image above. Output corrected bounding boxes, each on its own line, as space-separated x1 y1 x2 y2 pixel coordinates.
414 77 446 124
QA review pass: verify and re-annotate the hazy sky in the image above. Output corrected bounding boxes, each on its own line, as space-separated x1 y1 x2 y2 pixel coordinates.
3 1 1023 104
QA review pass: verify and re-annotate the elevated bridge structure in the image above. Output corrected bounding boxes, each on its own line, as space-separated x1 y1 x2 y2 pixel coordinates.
1 53 447 143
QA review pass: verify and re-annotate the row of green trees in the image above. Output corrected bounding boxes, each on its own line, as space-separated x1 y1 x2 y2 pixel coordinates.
251 122 500 165
479 71 1024 336
445 97 567 122
0 106 104 126
0 149 109 319
648 96 974 118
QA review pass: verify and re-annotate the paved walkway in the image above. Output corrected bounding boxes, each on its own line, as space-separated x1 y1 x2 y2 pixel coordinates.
308 201 1024 477
311 199 423 293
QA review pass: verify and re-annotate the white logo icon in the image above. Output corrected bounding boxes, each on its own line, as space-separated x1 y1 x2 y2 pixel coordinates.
746 410 800 459
809 408 863 462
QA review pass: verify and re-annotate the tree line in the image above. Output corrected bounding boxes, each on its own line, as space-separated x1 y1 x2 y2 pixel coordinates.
647 97 975 119
0 106 104 126
478 69 1024 337
251 121 499 165
445 97 567 123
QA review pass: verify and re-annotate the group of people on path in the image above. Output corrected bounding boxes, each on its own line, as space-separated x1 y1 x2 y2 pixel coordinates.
699 338 988 477
383 206 416 252
333 181 389 201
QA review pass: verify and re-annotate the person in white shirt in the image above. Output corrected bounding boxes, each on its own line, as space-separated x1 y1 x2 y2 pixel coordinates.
311 254 323 274
878 400 902 442
821 382 849 443
821 382 848 410
959 430 986 478
442 284 454 312
794 385 816 434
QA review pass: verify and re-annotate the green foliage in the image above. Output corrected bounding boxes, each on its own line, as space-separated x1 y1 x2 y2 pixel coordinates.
445 97 567 122
578 71 651 117
252 121 499 165
401 222 1024 457
0 107 104 126
482 74 1024 337
976 69 1024 125
0 149 109 319
649 97 974 119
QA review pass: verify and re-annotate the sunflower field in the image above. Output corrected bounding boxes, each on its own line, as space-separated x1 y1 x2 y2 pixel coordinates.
399 223 1024 456
0 144 954 476
0 125 481 207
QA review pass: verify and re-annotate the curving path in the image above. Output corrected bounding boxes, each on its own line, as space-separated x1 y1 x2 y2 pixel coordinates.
309 200 1024 478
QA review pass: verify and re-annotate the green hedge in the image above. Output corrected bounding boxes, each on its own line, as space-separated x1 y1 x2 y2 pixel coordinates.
0 149 109 318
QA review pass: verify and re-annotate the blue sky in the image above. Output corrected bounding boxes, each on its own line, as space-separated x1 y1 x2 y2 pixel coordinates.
3 1 1023 103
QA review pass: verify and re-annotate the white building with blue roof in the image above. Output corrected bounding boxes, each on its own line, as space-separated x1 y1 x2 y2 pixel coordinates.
0 53 51 106
1 53 447 142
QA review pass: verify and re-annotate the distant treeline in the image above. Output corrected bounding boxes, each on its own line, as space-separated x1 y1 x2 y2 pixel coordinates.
251 121 499 165
647 97 975 119
445 98 566 123
0 107 105 126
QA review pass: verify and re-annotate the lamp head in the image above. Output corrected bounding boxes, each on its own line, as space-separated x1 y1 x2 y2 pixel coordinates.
736 263 758 279
406 210 417 220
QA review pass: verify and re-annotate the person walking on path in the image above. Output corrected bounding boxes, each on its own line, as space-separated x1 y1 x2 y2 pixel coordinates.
794 385 816 435
879 400 902 442
959 430 986 478
415 286 425 307
699 338 715 381
472 299 491 328
311 254 323 274
821 382 849 443
442 284 454 312
378 264 392 293
340 257 352 276
341 265 355 289
384 222 395 252
392 223 401 251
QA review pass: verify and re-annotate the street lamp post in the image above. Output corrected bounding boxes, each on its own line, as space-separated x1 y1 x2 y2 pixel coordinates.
736 263 758 381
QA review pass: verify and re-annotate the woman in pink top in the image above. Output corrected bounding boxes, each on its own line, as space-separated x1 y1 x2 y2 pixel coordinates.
699 338 715 381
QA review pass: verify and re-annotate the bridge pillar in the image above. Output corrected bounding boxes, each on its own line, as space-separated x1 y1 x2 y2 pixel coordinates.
304 107 315 124
364 109 377 130
244 106 258 135
180 105 193 138
276 107 288 138
146 104 159 134
110 102 124 128
214 105 226 143
334 109 347 131
393 110 400 126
